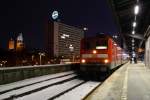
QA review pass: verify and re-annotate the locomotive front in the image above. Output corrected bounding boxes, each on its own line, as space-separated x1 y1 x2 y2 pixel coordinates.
80 36 110 73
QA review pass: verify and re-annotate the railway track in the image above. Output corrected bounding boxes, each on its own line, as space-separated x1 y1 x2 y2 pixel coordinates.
0 71 75 95
0 71 101 100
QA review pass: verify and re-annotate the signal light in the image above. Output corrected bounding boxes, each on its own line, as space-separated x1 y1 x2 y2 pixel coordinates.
81 59 86 63
104 59 109 63
93 50 97 54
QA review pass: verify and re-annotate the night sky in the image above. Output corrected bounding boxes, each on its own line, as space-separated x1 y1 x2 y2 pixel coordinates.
0 0 118 50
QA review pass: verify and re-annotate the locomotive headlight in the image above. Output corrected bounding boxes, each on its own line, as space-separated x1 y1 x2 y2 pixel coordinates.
81 59 86 63
93 50 97 54
104 59 109 63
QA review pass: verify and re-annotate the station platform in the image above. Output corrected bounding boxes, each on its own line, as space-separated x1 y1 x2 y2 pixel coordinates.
85 62 150 100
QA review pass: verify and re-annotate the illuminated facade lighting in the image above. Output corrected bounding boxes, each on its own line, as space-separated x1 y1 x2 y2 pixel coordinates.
61 36 65 39
133 22 137 27
46 21 84 58
52 11 59 20
16 33 24 51
8 38 15 50
134 5 139 15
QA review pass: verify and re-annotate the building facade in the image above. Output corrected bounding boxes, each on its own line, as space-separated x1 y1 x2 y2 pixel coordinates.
46 21 84 59
8 33 24 51
16 33 24 51
8 38 15 50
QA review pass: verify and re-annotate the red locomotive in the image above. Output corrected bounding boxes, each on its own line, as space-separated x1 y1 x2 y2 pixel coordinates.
80 34 128 74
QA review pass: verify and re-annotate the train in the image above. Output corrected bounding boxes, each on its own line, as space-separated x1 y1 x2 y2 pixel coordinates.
80 34 129 75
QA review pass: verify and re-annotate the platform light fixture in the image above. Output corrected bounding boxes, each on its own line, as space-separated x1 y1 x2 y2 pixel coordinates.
132 39 135 43
134 5 139 15
132 43 134 46
132 47 135 50
133 22 137 27
132 30 135 34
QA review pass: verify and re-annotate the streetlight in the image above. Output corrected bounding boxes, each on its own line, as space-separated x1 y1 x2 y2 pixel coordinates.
113 35 118 39
38 52 45 65
83 27 88 31
2 61 7 67
32 55 34 61
83 27 88 38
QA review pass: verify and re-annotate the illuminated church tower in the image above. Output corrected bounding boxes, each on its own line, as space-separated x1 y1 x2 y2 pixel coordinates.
8 38 15 50
16 33 24 51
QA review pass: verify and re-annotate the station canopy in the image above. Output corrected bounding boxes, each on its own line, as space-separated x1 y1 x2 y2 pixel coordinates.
109 0 150 51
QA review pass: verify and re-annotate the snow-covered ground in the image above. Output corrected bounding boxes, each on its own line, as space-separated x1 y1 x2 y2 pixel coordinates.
0 71 74 93
54 81 100 100
0 72 76 100
16 79 84 100
0 71 101 100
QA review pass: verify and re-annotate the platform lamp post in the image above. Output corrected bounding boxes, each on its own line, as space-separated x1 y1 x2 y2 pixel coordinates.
69 44 74 62
38 52 45 65
83 27 88 38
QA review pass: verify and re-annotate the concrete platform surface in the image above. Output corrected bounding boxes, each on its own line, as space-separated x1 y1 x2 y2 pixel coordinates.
85 62 150 100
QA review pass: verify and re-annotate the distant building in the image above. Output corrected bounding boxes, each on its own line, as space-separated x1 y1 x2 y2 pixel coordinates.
45 21 84 59
8 38 15 50
16 33 24 51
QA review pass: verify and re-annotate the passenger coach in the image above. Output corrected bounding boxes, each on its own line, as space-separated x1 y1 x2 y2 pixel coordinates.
80 34 128 74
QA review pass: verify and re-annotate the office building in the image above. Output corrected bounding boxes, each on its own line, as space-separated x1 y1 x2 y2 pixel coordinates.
45 21 84 59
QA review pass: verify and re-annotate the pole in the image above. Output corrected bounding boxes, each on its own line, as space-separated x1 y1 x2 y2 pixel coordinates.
40 55 41 65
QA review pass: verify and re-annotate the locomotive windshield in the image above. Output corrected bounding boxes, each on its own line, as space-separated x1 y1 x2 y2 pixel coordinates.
83 38 108 50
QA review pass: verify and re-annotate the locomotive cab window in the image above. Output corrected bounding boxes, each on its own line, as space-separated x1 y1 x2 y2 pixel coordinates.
83 38 108 50
96 40 108 49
